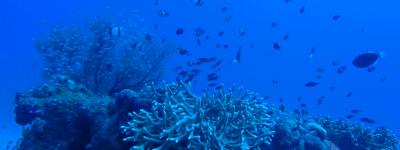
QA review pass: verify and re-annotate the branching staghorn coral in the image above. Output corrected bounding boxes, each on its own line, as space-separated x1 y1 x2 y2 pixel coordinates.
121 82 276 149
35 18 172 95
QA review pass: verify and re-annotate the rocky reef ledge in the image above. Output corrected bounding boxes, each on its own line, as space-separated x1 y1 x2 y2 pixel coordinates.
13 76 398 150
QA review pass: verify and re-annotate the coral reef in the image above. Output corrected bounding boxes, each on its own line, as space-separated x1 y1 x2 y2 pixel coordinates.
121 82 399 150
35 18 172 94
121 82 276 149
13 17 399 150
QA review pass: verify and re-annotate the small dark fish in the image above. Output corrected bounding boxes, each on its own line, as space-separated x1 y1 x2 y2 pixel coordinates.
380 77 387 83
187 61 194 67
208 57 217 62
271 22 278 28
208 83 217 87
297 97 302 102
207 73 218 79
216 44 222 48
294 109 300 114
337 65 346 74
191 0 204 6
283 33 289 40
361 26 365 33
316 68 325 73
328 86 335 91
215 84 223 90
360 117 376 124
284 0 292 3
272 79 279 85
158 9 170 17
346 114 355 119
346 92 353 98
332 60 340 66
196 38 201 46
205 34 210 40
176 28 185 35
173 66 182 71
212 60 223 69
332 14 341 21
221 7 228 12
249 42 254 48
352 52 382 68
154 24 159 30
231 47 242 64
218 31 224 36
178 48 190 56
223 44 229 49
317 99 323 105
178 70 188 77
300 103 307 107
239 27 246 36
225 15 233 22
305 81 319 87
195 27 206 37
273 42 281 50
154 0 159 5
299 6 305 14
351 109 361 114
367 66 376 72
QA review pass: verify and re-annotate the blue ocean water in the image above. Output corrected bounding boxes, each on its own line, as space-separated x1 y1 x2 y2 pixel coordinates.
1 0 399 149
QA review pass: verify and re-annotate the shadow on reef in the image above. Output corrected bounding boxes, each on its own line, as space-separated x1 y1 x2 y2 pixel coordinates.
13 18 399 149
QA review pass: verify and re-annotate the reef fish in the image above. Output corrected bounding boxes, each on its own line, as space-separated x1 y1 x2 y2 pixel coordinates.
305 81 319 87
352 51 383 68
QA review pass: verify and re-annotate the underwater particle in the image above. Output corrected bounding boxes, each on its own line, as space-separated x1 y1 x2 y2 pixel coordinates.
239 27 246 36
271 21 278 28
249 42 254 48
218 31 224 36
360 117 376 124
109 26 122 37
353 51 384 68
305 81 319 87
317 99 323 105
337 65 347 74
176 28 185 35
153 24 159 30
178 47 190 56
158 9 170 17
191 0 204 6
316 68 325 73
231 47 242 64
345 92 353 98
283 33 289 40
195 27 206 37
221 6 228 12
273 42 281 50
332 14 341 21
367 66 376 72
299 5 306 14
216 43 222 48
